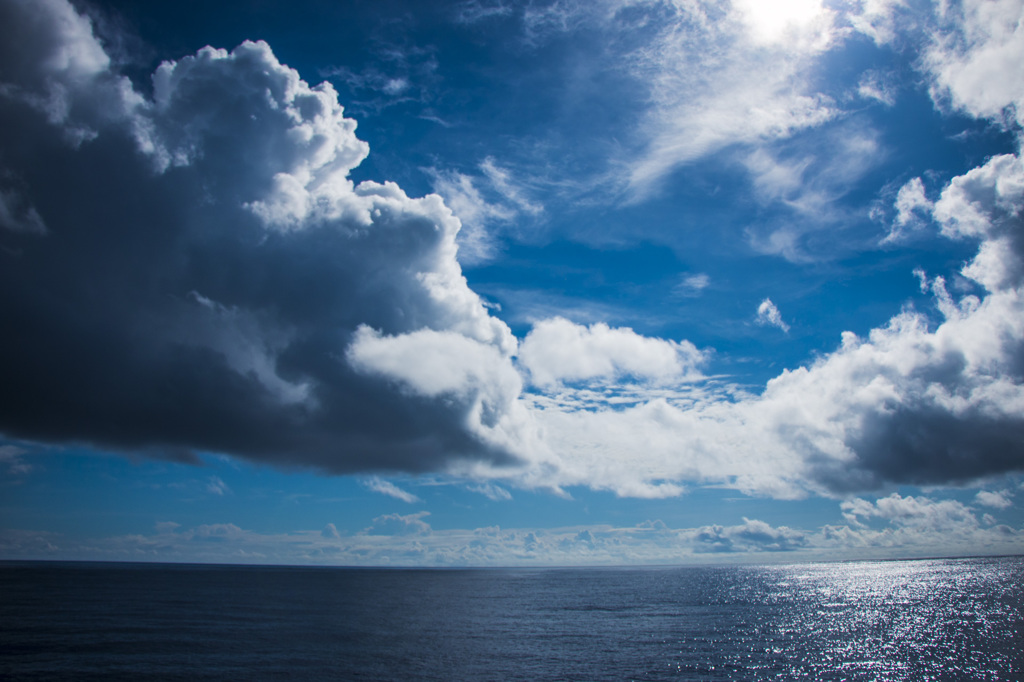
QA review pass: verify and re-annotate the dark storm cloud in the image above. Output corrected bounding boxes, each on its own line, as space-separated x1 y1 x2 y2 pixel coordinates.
0 0 521 473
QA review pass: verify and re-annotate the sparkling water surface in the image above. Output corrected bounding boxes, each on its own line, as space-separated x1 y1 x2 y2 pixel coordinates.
2 556 1022 680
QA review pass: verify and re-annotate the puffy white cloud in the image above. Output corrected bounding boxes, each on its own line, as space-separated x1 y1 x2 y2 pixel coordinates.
841 493 978 531
932 153 1024 291
925 0 1024 127
346 326 537 461
507 180 1024 495
691 517 807 553
975 490 1013 509
756 298 790 333
518 317 705 387
0 0 520 475
883 176 933 243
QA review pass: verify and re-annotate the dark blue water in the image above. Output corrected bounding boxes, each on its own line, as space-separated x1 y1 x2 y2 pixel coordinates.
2 557 1022 680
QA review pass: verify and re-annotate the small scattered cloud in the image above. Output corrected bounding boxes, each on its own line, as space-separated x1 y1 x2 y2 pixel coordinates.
364 511 431 536
0 184 47 235
467 482 512 501
674 273 710 297
454 0 513 25
975 490 1013 509
692 517 807 553
857 70 898 106
883 177 933 244
840 493 978 531
0 445 32 475
363 476 421 504
205 476 231 496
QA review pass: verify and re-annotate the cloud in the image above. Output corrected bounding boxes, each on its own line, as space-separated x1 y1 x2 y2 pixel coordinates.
619 0 838 199
975 490 1013 509
883 176 933 243
205 476 231 496
931 153 1024 292
0 0 142 144
0 183 47 235
192 523 246 541
512 183 1024 495
3 0 1024 504
425 167 514 263
518 317 705 387
6 492 1019 565
364 511 432 536
426 157 541 264
467 482 513 501
856 70 898 106
840 493 980 532
756 298 790 333
924 0 1024 128
479 157 542 216
674 273 710 297
455 1 514 25
363 476 421 504
0 444 32 475
0 0 520 476
691 517 807 553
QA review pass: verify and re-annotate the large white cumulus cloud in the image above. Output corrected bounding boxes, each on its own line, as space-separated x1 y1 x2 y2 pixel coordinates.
0 0 519 472
518 317 705 387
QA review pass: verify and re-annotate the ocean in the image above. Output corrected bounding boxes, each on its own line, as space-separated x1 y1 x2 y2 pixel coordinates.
1 556 1022 680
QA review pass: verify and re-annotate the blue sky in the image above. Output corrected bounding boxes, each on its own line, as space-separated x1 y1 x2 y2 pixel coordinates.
1 0 1023 565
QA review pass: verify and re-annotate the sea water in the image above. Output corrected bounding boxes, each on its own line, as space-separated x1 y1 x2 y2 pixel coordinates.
2 556 1022 680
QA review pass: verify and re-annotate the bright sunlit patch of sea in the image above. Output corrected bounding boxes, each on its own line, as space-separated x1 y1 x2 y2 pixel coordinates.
1 556 1021 680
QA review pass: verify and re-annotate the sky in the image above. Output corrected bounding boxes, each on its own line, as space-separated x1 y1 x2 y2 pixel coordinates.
1 0 1023 566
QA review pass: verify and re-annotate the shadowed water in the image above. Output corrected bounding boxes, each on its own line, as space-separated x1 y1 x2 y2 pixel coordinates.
2 556 1022 680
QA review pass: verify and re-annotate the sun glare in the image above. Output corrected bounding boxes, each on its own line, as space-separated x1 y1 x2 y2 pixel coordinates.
733 0 832 45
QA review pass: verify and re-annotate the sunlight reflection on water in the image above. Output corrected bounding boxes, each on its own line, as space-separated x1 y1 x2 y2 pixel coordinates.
1 557 1021 680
